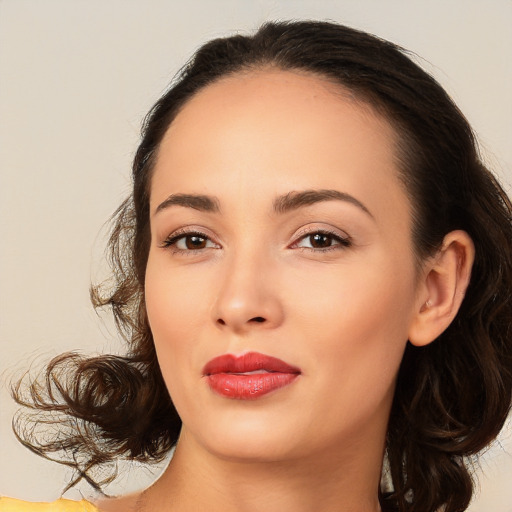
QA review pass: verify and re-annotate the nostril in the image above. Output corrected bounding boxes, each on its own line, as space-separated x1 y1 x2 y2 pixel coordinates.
216 317 266 326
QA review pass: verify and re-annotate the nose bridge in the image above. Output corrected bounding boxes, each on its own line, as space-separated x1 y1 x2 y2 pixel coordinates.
212 241 283 332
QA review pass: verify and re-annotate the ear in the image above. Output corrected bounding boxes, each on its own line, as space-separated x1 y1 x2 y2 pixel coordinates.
408 230 475 347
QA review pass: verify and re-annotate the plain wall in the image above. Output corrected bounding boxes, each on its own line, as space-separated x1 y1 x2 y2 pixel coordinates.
1 0 511 509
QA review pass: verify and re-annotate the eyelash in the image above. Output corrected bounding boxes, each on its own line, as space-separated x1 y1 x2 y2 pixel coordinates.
160 229 352 254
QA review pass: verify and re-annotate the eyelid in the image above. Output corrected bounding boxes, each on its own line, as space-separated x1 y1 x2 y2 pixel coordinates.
292 224 350 242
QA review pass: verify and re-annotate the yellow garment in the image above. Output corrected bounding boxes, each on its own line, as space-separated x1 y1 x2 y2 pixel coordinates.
0 497 99 512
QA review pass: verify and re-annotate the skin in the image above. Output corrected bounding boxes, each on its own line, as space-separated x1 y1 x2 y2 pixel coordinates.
99 69 474 512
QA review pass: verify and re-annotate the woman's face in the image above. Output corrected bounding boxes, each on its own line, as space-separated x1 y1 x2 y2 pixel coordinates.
145 70 422 463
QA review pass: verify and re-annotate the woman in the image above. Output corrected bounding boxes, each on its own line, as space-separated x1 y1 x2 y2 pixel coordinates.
3 20 512 512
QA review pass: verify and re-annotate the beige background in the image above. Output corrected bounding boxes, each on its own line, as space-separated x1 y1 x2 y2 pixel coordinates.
1 0 511 509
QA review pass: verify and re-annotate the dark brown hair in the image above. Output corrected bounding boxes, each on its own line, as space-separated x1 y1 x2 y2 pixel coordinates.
13 21 512 512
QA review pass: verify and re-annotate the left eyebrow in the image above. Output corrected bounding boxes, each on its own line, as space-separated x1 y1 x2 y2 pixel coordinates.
273 189 373 218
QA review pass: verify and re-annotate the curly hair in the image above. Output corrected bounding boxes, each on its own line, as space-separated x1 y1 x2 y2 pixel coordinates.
13 21 512 512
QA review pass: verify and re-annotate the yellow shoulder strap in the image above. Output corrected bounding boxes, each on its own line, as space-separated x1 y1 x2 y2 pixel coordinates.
0 497 99 512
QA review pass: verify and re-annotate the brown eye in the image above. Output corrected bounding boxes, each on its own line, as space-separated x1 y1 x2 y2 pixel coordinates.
185 235 207 250
309 233 334 248
294 230 351 251
162 231 218 252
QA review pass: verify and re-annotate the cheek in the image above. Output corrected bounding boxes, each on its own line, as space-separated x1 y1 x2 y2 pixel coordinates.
287 253 415 385
290 266 413 440
144 255 211 399
292 254 413 329
145 255 210 339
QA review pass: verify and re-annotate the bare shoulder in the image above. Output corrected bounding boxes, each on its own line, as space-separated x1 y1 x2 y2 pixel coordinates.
95 493 143 512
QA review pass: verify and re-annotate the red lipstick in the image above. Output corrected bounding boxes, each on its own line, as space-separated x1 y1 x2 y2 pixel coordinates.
202 352 301 400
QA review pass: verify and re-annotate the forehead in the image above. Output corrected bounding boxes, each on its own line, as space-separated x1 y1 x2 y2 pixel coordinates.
158 69 397 165
151 69 409 225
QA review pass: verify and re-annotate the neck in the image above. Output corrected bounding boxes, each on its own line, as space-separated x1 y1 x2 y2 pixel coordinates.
143 427 385 512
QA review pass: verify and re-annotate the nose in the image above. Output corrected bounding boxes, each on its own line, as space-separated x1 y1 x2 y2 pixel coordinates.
211 253 284 334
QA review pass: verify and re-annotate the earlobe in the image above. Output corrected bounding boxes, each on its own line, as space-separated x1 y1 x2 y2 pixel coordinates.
408 230 475 347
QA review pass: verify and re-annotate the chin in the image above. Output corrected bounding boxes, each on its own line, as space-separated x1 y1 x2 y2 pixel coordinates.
205 435 296 464
188 409 305 463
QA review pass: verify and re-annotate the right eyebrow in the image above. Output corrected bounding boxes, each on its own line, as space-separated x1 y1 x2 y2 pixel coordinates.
153 193 220 216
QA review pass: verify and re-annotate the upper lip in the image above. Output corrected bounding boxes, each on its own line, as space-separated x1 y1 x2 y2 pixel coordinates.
202 351 301 375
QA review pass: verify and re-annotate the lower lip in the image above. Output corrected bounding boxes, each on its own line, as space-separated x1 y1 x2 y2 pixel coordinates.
207 372 298 400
